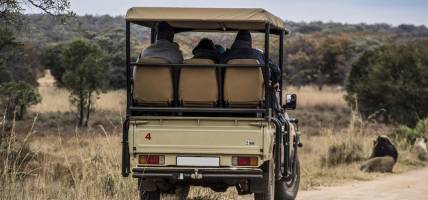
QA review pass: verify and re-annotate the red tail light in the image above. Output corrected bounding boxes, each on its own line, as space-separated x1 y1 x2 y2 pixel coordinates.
232 156 258 166
138 155 165 165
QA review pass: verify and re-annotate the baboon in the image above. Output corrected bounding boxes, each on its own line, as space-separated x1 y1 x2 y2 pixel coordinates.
360 135 398 173
413 137 428 161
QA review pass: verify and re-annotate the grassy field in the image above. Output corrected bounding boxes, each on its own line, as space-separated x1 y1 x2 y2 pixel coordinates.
1 78 426 200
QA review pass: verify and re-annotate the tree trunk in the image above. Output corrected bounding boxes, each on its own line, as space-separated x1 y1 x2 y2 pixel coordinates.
79 91 84 127
18 104 26 120
84 91 92 127
317 73 324 91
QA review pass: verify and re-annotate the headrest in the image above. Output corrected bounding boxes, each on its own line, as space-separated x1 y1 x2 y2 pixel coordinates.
184 58 215 65
227 59 260 65
139 57 170 64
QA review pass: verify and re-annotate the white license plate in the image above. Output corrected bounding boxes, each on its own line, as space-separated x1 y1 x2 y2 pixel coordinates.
176 156 220 167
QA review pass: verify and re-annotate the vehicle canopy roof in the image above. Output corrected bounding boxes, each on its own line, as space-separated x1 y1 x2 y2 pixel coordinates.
126 7 288 34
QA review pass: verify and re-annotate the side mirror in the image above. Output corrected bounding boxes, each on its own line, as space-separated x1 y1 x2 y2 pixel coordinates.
283 94 297 110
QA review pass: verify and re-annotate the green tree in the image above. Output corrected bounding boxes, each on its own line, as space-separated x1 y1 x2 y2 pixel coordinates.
60 39 109 126
285 34 355 89
0 81 41 120
1 0 72 24
346 40 428 126
41 44 66 86
285 36 319 87
315 35 354 90
93 28 126 88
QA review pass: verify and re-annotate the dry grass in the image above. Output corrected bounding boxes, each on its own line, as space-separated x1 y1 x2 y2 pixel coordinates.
31 86 126 113
1 119 136 200
32 85 344 113
32 71 126 113
284 86 347 108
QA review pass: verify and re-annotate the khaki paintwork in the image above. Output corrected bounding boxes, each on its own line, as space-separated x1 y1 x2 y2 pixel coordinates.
128 116 279 168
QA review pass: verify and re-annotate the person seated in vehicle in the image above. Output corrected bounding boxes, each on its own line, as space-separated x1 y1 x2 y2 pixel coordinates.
221 30 280 86
221 30 282 111
191 38 220 63
139 22 183 63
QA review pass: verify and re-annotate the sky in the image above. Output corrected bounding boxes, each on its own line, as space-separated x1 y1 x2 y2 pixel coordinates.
29 0 428 26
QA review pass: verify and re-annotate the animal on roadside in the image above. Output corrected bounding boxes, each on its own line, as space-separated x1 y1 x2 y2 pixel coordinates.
360 135 398 173
413 137 428 161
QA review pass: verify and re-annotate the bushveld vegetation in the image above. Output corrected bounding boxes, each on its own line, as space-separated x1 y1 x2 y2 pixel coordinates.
1 1 428 199
346 40 428 126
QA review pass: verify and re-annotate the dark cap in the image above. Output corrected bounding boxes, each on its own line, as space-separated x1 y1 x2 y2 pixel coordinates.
192 38 215 54
235 30 252 42
157 22 174 42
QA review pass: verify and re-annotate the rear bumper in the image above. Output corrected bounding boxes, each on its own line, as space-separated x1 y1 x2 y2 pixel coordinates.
132 167 263 180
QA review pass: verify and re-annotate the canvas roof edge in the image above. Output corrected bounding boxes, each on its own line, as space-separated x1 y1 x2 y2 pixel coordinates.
125 7 289 34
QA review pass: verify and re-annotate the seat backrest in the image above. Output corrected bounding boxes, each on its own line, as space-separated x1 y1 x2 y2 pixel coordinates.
133 57 173 106
224 59 264 107
179 58 218 106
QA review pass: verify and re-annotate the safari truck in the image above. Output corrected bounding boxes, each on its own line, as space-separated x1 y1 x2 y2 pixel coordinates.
122 7 302 200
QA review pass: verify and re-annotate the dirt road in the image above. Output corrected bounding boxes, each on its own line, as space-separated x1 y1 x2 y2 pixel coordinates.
297 168 428 200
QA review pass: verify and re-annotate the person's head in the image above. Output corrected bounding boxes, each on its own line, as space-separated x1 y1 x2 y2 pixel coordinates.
192 38 215 54
157 22 175 42
232 30 252 49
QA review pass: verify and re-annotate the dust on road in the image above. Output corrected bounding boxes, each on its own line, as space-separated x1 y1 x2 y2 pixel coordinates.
297 168 428 200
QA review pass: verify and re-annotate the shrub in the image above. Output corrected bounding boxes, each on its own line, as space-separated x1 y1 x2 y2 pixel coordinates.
321 137 365 167
393 125 420 144
345 40 428 126
392 118 428 144
0 81 41 120
415 118 428 136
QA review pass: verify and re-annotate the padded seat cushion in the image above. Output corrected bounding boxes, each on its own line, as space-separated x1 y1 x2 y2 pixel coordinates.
133 57 173 105
179 58 218 106
224 59 264 107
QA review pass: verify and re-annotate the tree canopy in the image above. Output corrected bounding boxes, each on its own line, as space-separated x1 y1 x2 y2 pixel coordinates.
1 0 72 24
345 40 428 126
47 39 109 126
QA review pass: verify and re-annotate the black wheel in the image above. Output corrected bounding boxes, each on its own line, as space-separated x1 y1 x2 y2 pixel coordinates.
254 161 275 200
275 155 300 200
140 191 160 200
166 186 189 200
138 179 160 200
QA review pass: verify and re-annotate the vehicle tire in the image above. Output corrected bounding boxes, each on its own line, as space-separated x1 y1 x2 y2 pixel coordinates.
254 161 275 200
169 186 189 200
140 191 160 200
138 178 160 200
275 155 300 200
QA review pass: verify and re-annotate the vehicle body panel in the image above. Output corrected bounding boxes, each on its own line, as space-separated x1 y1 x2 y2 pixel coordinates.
129 116 275 167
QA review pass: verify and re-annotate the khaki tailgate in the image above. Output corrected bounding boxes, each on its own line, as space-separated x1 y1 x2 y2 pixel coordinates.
129 117 266 155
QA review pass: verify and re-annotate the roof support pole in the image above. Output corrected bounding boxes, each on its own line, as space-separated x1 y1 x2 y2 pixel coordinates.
150 27 156 44
264 23 271 118
279 30 284 105
122 21 131 177
126 21 131 115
